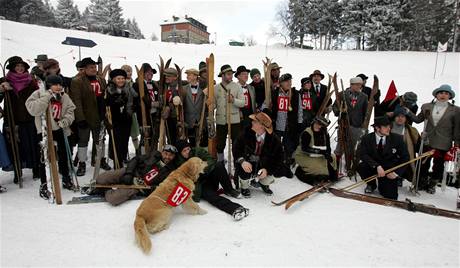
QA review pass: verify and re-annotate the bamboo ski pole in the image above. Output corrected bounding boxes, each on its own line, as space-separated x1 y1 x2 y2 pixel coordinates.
341 150 434 192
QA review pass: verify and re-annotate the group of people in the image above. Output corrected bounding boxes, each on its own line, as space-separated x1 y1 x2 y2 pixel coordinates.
0 54 459 220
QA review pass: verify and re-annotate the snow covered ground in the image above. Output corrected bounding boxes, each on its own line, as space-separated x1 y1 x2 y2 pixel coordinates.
1 20 459 267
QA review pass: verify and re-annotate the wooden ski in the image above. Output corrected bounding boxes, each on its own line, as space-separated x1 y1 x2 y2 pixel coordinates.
45 105 62 204
206 54 217 158
262 58 272 109
135 65 151 153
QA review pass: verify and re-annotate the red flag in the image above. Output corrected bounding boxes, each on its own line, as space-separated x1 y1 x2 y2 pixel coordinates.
383 80 398 103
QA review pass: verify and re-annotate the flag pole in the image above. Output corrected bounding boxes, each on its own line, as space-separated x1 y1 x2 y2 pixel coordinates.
433 51 439 79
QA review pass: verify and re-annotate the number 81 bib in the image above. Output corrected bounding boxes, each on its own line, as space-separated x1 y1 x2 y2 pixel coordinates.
167 182 192 207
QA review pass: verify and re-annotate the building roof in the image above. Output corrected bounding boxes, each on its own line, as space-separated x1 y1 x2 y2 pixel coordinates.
160 15 209 33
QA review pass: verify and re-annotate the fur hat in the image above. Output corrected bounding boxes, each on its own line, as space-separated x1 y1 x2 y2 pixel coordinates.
250 68 261 78
109 69 127 79
46 75 63 87
432 84 455 99
6 56 30 70
80 57 97 67
350 77 364 85
372 115 391 127
249 112 273 134
309 70 325 80
235 65 251 77
218 64 235 77
279 73 292 83
44 59 59 70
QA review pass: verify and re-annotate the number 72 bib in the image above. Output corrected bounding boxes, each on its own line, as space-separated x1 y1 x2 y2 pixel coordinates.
167 182 192 207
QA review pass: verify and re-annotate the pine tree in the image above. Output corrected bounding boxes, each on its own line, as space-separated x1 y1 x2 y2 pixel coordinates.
19 0 52 26
88 0 124 35
55 0 81 29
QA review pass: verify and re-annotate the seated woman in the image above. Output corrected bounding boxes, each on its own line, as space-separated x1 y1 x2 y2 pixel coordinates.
294 116 337 185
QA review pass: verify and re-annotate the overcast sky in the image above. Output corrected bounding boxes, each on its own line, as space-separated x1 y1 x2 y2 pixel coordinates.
52 0 284 45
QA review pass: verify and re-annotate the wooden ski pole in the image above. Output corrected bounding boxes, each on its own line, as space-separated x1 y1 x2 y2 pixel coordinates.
106 106 120 170
341 150 435 192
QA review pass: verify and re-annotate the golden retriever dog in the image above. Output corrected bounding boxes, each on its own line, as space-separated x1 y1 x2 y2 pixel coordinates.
134 157 208 254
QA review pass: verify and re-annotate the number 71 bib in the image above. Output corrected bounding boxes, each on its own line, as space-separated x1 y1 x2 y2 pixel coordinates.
167 182 192 207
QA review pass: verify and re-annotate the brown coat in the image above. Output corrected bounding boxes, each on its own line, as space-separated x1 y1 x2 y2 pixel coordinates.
69 75 107 129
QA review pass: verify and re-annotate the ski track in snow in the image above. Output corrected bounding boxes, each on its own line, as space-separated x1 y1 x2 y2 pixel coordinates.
1 20 459 267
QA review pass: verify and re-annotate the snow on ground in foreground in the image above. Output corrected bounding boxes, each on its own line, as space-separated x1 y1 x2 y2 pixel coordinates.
1 20 459 267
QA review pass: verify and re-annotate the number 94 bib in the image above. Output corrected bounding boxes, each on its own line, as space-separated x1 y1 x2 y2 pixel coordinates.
167 182 192 207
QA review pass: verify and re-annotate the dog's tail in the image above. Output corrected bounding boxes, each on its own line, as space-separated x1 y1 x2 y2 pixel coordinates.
134 214 152 254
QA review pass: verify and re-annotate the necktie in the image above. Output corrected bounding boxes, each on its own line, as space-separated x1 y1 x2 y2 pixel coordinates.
316 85 320 96
377 138 384 153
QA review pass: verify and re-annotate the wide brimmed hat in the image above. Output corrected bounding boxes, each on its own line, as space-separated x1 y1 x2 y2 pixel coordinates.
269 62 282 70
372 115 391 127
312 116 330 127
234 65 251 77
6 56 30 70
34 54 48 62
218 64 235 77
249 112 273 134
109 69 127 79
142 63 157 74
185 68 199 76
309 70 325 80
432 84 455 99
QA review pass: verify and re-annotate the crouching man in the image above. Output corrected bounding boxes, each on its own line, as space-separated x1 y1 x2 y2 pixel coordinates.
94 145 177 205
233 112 293 198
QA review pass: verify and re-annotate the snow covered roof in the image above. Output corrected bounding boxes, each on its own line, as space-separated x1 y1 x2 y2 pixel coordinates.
160 15 208 33
160 16 190 26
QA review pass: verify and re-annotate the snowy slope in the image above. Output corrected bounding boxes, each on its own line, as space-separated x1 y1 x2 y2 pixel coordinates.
1 20 459 267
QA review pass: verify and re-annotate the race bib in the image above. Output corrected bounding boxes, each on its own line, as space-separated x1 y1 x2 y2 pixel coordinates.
277 96 289 112
90 80 102 97
143 166 159 186
167 182 192 207
50 101 62 121
302 94 312 111
166 89 173 103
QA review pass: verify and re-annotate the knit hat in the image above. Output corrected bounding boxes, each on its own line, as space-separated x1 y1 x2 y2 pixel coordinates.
350 77 364 85
432 84 455 99
218 64 235 77
309 70 325 80
301 77 312 86
249 112 273 134
164 67 178 77
234 65 251 77
185 68 199 76
46 75 63 88
6 56 30 70
250 68 261 78
163 144 178 154
356 74 369 81
44 59 59 70
109 69 127 79
80 57 97 67
279 73 292 83
141 63 157 74
176 139 191 153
